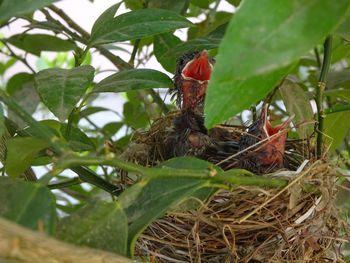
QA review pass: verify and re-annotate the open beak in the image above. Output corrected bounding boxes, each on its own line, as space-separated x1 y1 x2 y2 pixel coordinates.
260 104 294 139
181 50 213 83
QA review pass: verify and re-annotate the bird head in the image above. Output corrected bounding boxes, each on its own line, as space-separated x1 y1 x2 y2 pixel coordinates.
241 105 294 168
174 50 214 113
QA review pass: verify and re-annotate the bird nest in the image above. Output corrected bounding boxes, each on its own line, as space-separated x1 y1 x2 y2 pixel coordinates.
120 112 349 262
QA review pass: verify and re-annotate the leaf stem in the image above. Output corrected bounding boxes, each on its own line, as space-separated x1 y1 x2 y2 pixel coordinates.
316 36 332 159
129 39 140 66
47 177 81 189
324 104 350 114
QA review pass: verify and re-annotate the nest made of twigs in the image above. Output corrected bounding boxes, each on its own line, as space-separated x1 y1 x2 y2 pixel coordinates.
120 112 349 262
136 161 348 262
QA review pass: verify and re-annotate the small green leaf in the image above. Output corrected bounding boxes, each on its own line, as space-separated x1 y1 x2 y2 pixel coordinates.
90 8 192 45
56 201 128 256
7 34 75 56
0 0 59 24
94 69 173 93
35 65 95 121
148 0 189 14
205 0 350 127
279 79 314 138
191 0 214 9
154 33 182 73
61 124 95 152
5 137 49 178
124 0 143 10
0 177 56 235
324 111 350 152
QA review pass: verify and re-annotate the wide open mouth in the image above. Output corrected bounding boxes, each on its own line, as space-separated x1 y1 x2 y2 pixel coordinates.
261 105 294 138
181 50 213 83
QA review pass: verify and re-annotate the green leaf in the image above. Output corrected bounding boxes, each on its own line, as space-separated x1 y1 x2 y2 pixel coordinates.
325 89 350 102
103 122 124 137
5 137 49 178
190 0 215 9
6 73 40 128
154 33 182 73
119 157 215 257
226 0 241 7
94 69 173 93
123 101 149 129
61 124 95 151
0 104 4 138
0 0 59 24
35 65 95 121
326 70 350 89
160 23 227 63
56 201 128 256
324 111 350 152
148 0 189 14
205 0 350 127
335 13 350 42
7 34 75 56
279 79 314 138
0 177 56 235
124 0 143 10
90 8 192 45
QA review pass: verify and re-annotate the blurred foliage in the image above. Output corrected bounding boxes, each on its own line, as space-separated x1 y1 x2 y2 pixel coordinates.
0 0 349 261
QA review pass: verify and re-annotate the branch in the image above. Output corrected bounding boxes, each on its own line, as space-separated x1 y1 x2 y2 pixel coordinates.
56 154 289 189
0 217 133 263
0 40 35 73
316 36 332 159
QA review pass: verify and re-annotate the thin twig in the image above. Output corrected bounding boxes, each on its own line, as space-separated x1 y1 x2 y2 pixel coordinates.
0 40 35 73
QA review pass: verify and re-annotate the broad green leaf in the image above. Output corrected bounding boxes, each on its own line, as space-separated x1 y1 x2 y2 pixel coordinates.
7 34 75 56
326 70 350 89
56 201 128 256
60 124 95 151
154 33 182 73
0 177 56 235
331 41 350 64
90 8 192 45
94 69 173 93
325 89 350 102
161 23 227 62
6 73 40 128
90 3 121 42
103 122 124 137
5 137 49 178
80 106 112 117
206 64 294 127
35 66 95 121
148 0 189 14
324 111 350 152
0 58 17 75
335 13 350 42
123 101 149 129
119 157 216 257
0 0 59 24
205 0 350 127
279 79 314 138
25 21 62 33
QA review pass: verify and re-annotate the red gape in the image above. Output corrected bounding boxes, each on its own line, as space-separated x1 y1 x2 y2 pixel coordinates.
180 51 213 111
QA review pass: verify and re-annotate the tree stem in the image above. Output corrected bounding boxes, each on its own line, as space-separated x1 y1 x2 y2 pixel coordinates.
316 36 332 159
325 104 350 114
